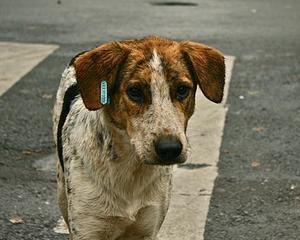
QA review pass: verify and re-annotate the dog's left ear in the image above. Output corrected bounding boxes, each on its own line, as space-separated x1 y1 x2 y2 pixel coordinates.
74 42 129 110
180 41 225 103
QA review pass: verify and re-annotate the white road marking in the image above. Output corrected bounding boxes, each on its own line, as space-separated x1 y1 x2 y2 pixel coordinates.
158 56 235 240
0 42 58 96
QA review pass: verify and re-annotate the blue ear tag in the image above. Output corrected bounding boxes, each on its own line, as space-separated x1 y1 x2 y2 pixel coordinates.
100 81 110 105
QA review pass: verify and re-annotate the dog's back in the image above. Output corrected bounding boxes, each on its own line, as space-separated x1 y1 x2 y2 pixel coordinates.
53 65 77 146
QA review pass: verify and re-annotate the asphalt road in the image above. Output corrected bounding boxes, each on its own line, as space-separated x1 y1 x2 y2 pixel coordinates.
0 0 299 239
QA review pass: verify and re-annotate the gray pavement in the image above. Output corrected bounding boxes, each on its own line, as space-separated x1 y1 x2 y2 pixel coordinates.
0 0 299 239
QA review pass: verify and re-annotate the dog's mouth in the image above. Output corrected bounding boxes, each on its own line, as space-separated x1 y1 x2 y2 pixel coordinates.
144 155 187 166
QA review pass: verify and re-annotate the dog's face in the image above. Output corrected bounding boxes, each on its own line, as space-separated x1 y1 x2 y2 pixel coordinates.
74 37 225 165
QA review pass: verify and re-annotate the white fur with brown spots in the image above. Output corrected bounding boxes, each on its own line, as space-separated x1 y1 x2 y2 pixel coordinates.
53 36 225 240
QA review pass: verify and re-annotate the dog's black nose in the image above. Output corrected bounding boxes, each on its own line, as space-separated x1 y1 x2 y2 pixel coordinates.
155 138 183 163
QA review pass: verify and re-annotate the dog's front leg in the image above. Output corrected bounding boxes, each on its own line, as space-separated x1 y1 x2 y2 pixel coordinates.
65 161 131 240
116 204 168 240
67 215 129 240
117 236 158 240
66 195 129 240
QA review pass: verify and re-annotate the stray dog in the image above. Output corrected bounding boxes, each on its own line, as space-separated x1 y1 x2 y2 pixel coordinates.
53 36 225 240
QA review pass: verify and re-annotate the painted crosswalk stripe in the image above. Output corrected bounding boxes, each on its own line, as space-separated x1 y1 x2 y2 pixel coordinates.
0 42 58 96
158 56 235 240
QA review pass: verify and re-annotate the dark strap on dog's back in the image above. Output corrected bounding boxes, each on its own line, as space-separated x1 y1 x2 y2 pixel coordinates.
57 84 79 172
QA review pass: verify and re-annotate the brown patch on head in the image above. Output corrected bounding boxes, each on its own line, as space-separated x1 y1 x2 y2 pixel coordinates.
105 47 153 130
104 37 172 129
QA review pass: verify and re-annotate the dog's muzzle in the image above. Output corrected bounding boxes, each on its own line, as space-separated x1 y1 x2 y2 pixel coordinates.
154 137 184 165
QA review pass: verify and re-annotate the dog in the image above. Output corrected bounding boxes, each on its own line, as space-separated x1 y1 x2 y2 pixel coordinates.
52 36 225 240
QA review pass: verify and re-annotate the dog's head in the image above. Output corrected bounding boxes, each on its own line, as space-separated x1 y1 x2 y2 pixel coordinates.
74 36 225 165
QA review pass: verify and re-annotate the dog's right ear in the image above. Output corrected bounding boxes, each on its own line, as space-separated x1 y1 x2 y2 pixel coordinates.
74 42 129 110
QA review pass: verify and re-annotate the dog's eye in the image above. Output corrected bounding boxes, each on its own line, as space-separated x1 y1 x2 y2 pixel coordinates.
127 86 144 103
176 85 190 101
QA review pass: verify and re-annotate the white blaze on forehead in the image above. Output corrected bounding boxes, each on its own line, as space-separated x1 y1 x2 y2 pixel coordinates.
149 49 163 73
148 49 184 134
149 49 170 102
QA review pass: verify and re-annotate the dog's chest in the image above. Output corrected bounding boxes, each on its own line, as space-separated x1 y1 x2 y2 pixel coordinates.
124 198 143 221
120 186 155 221
118 177 163 221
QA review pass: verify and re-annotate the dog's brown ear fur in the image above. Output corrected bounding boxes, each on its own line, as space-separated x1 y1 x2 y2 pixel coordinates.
74 42 128 110
181 41 225 103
